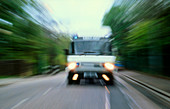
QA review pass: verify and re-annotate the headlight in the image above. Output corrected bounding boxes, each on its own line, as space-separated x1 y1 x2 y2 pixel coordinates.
68 62 77 70
104 63 114 70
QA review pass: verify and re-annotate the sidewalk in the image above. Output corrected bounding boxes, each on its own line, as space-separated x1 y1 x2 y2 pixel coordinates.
0 78 24 86
118 70 170 93
0 75 49 86
0 69 62 87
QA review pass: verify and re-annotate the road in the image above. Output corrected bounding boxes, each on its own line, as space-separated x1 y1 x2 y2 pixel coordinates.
0 71 156 109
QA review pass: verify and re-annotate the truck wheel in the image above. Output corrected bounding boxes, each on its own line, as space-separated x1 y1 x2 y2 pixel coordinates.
67 79 80 85
68 79 73 85
74 79 80 85
107 80 114 85
67 73 73 85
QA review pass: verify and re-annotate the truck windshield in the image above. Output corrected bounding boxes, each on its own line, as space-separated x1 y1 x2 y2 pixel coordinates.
70 40 111 55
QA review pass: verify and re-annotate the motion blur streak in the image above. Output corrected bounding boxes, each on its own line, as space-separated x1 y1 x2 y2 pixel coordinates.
103 0 170 77
0 0 170 109
0 0 70 76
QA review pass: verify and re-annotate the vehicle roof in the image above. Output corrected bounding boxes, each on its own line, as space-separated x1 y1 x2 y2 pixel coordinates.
72 37 110 42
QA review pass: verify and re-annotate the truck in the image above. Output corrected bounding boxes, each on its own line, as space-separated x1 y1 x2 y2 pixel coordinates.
65 36 116 85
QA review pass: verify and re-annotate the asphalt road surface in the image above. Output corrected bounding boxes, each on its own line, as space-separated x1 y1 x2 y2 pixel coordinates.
0 71 132 109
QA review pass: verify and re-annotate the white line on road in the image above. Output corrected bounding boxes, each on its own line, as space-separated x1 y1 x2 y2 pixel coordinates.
105 86 111 109
105 86 110 94
118 87 142 109
43 87 52 96
11 98 29 109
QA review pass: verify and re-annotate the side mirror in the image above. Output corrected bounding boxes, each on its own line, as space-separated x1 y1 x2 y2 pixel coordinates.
63 49 69 55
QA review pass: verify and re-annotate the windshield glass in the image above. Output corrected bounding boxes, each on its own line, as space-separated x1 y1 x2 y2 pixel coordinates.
72 41 111 55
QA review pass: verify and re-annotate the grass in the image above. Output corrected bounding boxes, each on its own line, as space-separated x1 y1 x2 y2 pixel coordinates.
0 75 20 79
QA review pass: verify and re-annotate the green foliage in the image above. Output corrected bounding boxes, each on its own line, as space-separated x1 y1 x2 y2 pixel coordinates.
103 0 170 76
0 0 71 75
126 18 170 53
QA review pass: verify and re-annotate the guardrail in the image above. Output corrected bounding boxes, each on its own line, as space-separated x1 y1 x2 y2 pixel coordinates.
119 73 170 107
42 65 61 75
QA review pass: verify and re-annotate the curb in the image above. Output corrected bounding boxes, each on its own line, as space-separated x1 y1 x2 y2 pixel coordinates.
120 73 170 107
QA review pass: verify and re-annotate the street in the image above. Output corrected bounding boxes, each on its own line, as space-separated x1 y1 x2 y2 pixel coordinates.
0 72 132 109
0 0 170 109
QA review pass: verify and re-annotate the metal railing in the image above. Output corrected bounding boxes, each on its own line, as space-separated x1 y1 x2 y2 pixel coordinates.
42 65 61 75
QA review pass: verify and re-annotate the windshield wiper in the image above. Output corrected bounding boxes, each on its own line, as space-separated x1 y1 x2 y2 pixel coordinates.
83 51 96 53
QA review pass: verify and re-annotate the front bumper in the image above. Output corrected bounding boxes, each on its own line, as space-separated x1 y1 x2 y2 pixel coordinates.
68 71 113 80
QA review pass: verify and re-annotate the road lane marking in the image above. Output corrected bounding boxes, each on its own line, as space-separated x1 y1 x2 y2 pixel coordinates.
115 76 160 109
117 76 143 109
105 86 110 94
11 98 29 109
105 86 111 109
55 78 67 88
43 87 52 96
122 74 170 102
118 87 142 109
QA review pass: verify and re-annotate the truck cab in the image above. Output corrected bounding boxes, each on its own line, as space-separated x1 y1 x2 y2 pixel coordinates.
66 36 116 85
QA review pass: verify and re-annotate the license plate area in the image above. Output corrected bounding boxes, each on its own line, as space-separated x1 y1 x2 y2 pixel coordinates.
84 72 98 78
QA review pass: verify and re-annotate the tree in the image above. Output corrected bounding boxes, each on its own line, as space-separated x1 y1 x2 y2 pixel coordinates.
102 0 170 76
0 0 70 76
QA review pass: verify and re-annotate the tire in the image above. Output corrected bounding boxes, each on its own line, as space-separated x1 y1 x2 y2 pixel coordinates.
67 78 80 85
68 79 73 85
106 80 114 85
74 79 80 85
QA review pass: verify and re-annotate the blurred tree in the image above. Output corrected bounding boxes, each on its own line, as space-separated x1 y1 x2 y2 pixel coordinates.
103 0 170 76
0 0 70 76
